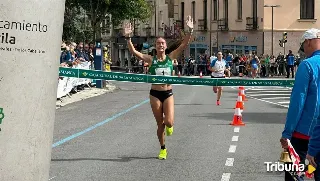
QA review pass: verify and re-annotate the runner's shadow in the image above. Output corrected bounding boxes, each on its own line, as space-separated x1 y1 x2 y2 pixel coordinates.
51 156 157 163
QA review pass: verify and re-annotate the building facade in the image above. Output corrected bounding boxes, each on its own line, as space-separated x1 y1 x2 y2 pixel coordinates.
174 0 320 58
263 0 320 56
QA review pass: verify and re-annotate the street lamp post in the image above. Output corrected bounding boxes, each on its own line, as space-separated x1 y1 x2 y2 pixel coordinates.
264 5 280 56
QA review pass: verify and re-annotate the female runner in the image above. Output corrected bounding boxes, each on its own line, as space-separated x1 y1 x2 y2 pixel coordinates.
123 16 193 160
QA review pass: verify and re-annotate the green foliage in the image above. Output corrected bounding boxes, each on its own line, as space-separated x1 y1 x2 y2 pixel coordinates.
76 0 110 28
108 0 153 26
62 0 93 42
62 0 153 41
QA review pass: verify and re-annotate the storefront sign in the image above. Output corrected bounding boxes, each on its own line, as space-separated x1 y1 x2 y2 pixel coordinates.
230 35 248 43
195 36 206 42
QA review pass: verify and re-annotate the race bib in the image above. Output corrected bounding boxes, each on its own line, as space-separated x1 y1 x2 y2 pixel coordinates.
155 67 171 76
215 63 225 71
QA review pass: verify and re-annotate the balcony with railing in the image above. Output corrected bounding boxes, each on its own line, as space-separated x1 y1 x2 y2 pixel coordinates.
198 19 207 31
246 17 258 30
218 18 228 31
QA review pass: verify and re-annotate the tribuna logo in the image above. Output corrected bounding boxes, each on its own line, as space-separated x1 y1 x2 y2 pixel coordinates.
265 162 305 172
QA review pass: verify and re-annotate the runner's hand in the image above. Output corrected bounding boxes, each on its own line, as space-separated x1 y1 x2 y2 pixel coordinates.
185 15 194 29
123 22 133 37
280 137 288 149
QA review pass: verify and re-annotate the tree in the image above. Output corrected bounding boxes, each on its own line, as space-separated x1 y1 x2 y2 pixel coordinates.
108 0 153 26
62 0 93 42
63 0 153 42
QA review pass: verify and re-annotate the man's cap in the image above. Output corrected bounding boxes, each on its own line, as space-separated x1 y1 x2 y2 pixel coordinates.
300 28 320 45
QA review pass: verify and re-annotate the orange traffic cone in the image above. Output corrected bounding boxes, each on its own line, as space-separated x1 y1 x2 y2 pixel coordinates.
230 107 245 126
200 71 203 78
239 86 248 101
234 92 244 110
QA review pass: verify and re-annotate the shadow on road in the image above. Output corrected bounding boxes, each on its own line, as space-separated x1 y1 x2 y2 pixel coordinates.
51 156 157 163
189 112 287 124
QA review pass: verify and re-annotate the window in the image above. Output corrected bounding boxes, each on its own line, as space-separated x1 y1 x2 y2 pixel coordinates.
203 0 207 29
237 0 242 19
224 0 228 19
300 0 314 19
252 0 257 18
213 0 218 20
203 0 207 20
181 2 185 29
192 1 196 21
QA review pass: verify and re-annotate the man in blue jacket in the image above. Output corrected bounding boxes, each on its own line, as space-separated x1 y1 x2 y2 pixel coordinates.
305 29 320 180
286 50 295 78
280 28 320 181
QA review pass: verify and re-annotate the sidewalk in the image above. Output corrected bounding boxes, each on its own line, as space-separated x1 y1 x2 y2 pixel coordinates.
56 83 118 109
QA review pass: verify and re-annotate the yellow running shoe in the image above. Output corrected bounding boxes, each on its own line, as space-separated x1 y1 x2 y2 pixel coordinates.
158 149 167 160
166 126 173 136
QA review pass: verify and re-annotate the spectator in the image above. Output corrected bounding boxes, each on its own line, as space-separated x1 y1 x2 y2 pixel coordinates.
75 43 89 62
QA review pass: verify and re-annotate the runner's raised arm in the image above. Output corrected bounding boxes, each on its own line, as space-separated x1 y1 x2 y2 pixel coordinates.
169 15 194 60
123 22 152 63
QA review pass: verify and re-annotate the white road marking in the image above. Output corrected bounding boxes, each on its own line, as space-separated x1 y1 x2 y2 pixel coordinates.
278 101 290 104
247 95 289 108
246 90 292 93
221 173 231 181
246 85 292 89
221 97 240 181
233 86 291 107
249 94 291 96
229 145 237 153
232 136 239 141
49 176 56 180
262 97 290 100
225 158 234 166
246 88 291 91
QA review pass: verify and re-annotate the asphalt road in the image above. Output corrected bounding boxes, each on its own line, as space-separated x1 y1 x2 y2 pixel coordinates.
50 82 291 181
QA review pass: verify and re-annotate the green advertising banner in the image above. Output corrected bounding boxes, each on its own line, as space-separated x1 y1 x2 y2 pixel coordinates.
59 67 295 87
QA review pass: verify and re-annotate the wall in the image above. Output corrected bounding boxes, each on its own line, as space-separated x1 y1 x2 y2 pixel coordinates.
227 0 264 31
262 0 320 55
263 0 320 30
263 31 304 56
143 0 169 37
